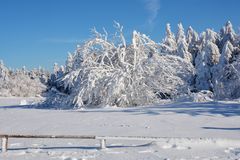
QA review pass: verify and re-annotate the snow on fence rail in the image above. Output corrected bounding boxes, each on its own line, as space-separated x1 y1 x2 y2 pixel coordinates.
1 134 240 153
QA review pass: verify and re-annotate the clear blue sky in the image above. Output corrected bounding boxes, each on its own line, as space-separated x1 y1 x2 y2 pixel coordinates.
0 0 239 70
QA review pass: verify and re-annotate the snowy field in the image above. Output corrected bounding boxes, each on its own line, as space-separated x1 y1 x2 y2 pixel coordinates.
0 98 240 160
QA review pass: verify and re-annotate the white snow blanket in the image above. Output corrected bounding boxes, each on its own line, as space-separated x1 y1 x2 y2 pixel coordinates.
0 98 240 159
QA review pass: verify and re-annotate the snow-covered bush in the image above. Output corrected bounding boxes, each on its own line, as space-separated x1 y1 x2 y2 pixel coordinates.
46 23 195 108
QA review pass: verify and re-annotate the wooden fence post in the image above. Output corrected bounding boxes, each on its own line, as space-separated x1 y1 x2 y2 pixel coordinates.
1 136 8 153
99 139 106 149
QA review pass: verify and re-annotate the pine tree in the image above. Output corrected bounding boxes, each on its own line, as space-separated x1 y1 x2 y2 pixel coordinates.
219 41 234 65
0 60 10 96
195 51 212 90
204 40 220 66
176 23 185 43
0 60 9 81
187 26 199 65
53 63 59 77
187 26 199 45
220 21 237 50
176 23 192 63
160 23 177 55
195 40 220 91
66 52 74 73
213 61 240 99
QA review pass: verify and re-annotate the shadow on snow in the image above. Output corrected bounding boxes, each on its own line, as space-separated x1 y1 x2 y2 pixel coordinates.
202 127 240 131
0 101 240 117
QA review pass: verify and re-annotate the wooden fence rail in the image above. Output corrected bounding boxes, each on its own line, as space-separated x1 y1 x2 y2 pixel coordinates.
1 134 240 153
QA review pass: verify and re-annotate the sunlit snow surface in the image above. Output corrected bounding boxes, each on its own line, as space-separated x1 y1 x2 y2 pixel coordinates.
0 97 240 160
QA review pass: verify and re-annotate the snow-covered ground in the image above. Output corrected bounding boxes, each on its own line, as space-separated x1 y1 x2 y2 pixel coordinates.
0 98 240 160
0 97 44 107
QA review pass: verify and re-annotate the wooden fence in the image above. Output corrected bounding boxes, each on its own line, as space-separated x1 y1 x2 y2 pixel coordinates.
1 134 240 153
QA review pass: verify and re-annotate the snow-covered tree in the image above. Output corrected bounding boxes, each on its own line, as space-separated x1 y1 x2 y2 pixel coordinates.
214 62 240 99
187 26 199 64
194 51 211 90
219 41 234 66
0 60 10 96
53 63 59 77
0 60 9 81
203 40 220 67
37 66 50 85
0 60 48 97
195 40 220 91
212 38 239 99
187 26 199 45
175 23 192 63
160 23 177 55
65 52 74 73
176 23 186 44
44 24 195 108
205 29 219 44
220 21 237 49
7 70 46 97
177 39 192 63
